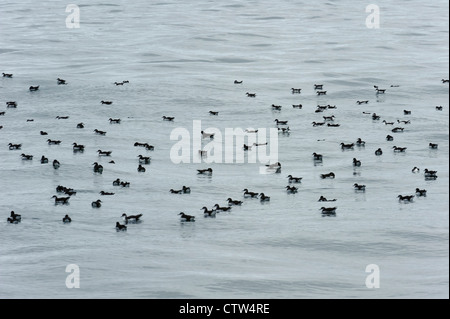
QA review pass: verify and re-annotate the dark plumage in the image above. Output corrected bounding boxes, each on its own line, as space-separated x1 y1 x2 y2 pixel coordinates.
197 168 213 175
53 159 61 169
227 198 243 206
92 199 102 208
121 213 143 223
318 196 336 202
313 153 323 161
52 195 70 205
320 207 337 215
243 189 259 198
116 222 127 231
398 195 414 202
320 172 335 179
285 186 298 194
415 188 427 197
93 162 103 174
340 143 354 150
287 175 302 183
213 204 231 212
179 212 195 222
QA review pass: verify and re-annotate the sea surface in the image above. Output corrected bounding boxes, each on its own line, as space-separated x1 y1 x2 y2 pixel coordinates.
0 0 448 299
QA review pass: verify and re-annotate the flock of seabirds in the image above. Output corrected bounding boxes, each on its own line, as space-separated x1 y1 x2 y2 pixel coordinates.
1 72 448 230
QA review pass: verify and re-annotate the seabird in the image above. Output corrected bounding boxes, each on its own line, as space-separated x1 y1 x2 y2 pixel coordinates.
313 153 323 161
197 168 213 175
100 191 115 196
20 153 33 160
374 85 386 94
98 150 112 156
213 204 231 212
271 104 282 110
62 215 72 223
398 195 414 202
109 118 121 124
227 198 243 206
318 196 336 202
287 175 303 183
8 143 22 150
9 211 21 222
121 213 143 223
182 186 191 194
116 222 127 231
320 207 337 215
179 212 195 222
72 143 85 152
340 143 354 150
429 143 438 149
392 146 407 152
243 189 259 198
274 119 288 125
94 129 107 135
320 172 335 179
91 199 102 208
285 186 298 194
353 183 366 191
356 138 366 147
53 159 61 169
93 162 103 174
415 188 427 197
353 158 362 167
47 139 62 145
52 195 70 205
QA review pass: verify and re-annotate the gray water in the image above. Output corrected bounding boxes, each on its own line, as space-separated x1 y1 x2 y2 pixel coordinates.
0 0 448 299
